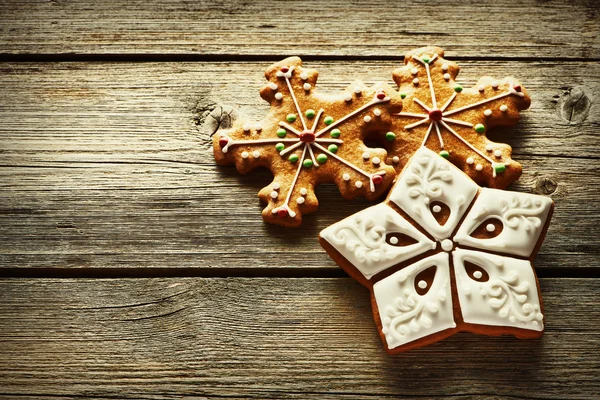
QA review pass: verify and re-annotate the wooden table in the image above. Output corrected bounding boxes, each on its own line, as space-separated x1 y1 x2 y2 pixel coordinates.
1 1 598 398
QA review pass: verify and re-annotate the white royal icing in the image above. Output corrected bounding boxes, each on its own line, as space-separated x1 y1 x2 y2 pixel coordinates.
453 248 543 331
389 147 479 241
454 188 553 257
373 253 455 350
320 203 435 279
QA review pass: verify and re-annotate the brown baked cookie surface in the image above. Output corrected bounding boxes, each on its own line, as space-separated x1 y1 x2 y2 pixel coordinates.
214 57 403 227
388 46 531 189
320 147 554 353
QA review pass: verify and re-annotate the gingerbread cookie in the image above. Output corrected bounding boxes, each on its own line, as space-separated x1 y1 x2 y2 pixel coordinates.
319 147 553 353
388 46 531 189
214 57 403 227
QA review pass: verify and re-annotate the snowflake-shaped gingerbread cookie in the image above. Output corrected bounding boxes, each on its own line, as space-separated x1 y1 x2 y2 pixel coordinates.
320 147 553 353
388 46 531 189
214 57 403 227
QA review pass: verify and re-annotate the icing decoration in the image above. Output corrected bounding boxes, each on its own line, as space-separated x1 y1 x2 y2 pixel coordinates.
214 57 402 226
390 46 530 188
320 147 553 351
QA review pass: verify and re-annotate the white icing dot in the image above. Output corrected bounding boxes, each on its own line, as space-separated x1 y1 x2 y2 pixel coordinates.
486 144 493 152
354 86 362 94
372 157 381 165
443 73 450 81
268 82 278 90
362 152 370 160
303 83 311 91
536 313 544 321
392 156 400 164
300 188 307 196
494 150 502 158
296 197 305 204
272 208 278 214
473 271 483 279
241 151 249 159
492 81 499 89
500 104 508 112
275 92 283 100
478 85 485 92
441 239 453 252
288 210 296 218
355 181 363 188
272 182 280 190
364 115 371 123
243 124 251 132
411 67 418 75
432 205 441 213
344 94 353 102
476 164 483 171
424 197 430 205
255 124 263 132
412 78 419 85
484 109 492 116
389 236 399 245
441 64 449 72
373 108 381 117
418 280 428 289
486 223 495 232
300 72 308 80
252 150 260 158
270 191 278 199
342 173 350 181
466 157 474 165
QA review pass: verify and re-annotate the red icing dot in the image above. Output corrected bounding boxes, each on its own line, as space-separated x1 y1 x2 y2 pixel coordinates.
376 91 386 100
299 131 316 143
372 175 384 185
428 108 443 122
277 208 288 218
280 66 289 73
218 137 229 147
513 84 522 92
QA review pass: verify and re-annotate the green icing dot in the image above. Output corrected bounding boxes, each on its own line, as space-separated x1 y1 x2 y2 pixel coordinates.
288 154 299 163
474 123 485 133
385 131 396 142
328 144 338 153
453 84 463 93
275 143 285 152
422 56 430 64
303 159 313 168
324 116 334 125
286 114 297 123
305 109 316 119
439 150 450 159
400 93 407 99
494 163 506 174
330 129 341 138
316 154 328 164
276 128 287 138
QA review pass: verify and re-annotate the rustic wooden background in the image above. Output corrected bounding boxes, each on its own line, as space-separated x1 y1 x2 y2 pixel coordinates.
0 1 599 399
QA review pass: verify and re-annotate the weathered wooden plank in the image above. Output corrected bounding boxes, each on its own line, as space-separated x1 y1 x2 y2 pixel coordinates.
0 0 598 59
0 61 598 271
0 278 597 399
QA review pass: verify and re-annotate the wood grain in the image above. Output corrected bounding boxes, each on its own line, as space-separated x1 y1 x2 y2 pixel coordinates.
0 277 597 399
0 0 598 59
0 61 598 272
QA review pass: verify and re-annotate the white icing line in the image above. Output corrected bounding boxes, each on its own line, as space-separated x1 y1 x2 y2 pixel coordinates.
307 142 319 167
284 75 307 131
442 117 474 128
413 54 438 108
310 108 324 132
315 138 344 144
439 120 495 166
413 97 431 112
420 122 434 147
433 121 445 149
440 92 457 112
405 118 430 130
278 141 304 156
312 142 376 181
278 121 302 136
443 91 513 117
225 138 298 152
396 112 428 119
280 145 307 211
315 97 387 137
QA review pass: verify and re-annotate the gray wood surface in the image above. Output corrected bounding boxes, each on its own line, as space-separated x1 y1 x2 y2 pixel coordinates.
0 278 598 399
0 0 598 59
0 61 598 272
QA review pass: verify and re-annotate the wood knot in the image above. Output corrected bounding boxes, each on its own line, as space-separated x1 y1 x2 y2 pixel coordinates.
534 177 558 195
194 103 238 145
557 86 591 124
